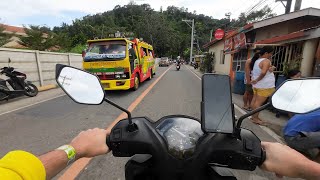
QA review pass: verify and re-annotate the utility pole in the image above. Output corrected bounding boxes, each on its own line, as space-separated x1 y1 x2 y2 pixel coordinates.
276 0 293 14
182 19 195 63
209 29 213 41
294 0 302 11
285 0 292 14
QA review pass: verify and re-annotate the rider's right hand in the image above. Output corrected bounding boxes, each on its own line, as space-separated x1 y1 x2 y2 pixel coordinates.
260 141 320 179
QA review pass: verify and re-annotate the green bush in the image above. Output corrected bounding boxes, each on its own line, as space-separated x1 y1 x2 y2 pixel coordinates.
69 44 86 54
200 52 215 73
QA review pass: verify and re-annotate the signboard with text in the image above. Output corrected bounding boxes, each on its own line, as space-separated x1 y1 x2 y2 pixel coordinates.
214 29 225 40
224 38 233 52
233 33 246 49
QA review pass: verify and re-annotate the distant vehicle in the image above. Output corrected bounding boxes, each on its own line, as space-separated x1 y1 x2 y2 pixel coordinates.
159 57 170 67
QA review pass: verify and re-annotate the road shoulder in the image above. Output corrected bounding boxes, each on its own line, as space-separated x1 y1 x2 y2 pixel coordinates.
0 88 65 116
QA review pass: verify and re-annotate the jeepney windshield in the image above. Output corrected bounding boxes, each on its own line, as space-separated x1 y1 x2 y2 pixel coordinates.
84 40 127 61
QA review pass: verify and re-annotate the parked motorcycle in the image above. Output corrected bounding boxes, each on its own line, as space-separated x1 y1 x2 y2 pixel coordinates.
194 63 198 69
0 60 38 101
55 63 320 180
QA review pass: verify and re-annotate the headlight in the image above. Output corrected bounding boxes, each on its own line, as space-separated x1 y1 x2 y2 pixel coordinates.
115 74 121 79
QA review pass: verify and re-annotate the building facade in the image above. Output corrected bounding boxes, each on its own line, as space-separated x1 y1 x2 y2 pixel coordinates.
204 8 320 81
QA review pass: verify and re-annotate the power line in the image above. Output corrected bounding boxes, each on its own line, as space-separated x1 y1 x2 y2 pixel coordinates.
231 0 274 28
245 0 266 16
217 0 266 29
245 0 269 16
230 0 259 18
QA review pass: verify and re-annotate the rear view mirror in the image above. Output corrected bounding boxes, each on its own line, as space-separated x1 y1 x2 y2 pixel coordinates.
55 64 105 105
271 79 320 114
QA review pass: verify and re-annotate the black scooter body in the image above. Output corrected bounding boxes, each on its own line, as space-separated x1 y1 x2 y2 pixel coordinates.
108 116 264 180
0 67 37 100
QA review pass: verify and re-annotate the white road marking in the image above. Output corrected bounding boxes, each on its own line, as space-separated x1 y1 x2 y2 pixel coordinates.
186 65 284 143
0 94 65 116
186 65 201 80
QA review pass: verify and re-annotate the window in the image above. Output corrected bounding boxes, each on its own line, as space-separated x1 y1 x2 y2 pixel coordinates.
141 48 148 57
271 43 303 74
220 50 225 64
148 50 153 58
84 40 126 61
232 49 248 71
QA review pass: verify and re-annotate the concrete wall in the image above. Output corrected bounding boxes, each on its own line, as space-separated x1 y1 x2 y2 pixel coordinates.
255 22 290 42
301 38 320 76
0 48 82 87
209 40 231 75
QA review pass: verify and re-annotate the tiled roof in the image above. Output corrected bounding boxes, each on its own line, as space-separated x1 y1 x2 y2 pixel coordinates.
1 24 25 34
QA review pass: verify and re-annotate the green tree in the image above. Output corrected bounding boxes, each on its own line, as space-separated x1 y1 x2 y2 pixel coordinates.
18 25 56 51
50 3 276 55
229 5 276 28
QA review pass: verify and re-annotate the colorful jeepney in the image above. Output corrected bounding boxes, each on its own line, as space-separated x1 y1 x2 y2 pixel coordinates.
82 38 155 90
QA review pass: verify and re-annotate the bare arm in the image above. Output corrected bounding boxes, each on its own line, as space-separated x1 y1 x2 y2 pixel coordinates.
252 59 270 83
39 128 109 179
245 59 251 83
261 142 320 179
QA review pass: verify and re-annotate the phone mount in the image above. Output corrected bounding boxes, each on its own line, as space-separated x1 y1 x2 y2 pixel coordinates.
233 103 271 138
8 58 11 67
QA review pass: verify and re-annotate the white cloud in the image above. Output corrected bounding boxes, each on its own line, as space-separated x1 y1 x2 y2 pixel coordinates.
1 0 320 27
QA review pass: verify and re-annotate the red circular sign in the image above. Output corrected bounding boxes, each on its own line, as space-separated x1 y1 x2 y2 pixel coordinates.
214 29 225 40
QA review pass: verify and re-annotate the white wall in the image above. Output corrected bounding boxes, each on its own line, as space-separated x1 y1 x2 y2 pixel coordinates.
209 40 231 75
0 48 82 87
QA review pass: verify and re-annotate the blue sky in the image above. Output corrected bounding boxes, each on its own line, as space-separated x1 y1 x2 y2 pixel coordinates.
1 0 319 28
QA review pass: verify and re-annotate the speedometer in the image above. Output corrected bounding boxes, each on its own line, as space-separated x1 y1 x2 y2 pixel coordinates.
156 117 203 159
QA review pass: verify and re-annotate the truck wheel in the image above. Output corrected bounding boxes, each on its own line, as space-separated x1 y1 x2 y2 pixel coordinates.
148 70 153 80
133 74 140 91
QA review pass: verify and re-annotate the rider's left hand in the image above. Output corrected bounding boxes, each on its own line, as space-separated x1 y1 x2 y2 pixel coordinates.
70 128 110 158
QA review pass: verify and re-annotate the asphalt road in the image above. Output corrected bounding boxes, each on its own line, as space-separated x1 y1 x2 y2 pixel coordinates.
0 65 298 180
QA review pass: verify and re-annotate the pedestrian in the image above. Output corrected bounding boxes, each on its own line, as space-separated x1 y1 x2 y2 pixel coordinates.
242 48 260 111
283 109 320 162
250 46 275 125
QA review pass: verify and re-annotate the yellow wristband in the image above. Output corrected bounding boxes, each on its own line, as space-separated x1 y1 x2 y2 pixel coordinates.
57 145 76 165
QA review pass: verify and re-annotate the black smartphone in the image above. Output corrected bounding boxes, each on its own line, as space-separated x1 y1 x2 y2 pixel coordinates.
201 74 235 133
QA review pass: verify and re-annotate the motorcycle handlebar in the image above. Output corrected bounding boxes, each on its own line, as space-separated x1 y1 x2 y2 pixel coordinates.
107 117 266 172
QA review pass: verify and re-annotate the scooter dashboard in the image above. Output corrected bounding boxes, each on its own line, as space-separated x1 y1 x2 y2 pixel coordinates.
156 117 203 159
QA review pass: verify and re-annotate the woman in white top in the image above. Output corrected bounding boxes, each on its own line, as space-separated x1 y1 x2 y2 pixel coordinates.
250 46 275 125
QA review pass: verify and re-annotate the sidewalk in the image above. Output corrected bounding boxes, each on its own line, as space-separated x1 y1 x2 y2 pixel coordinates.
186 64 288 141
232 93 288 138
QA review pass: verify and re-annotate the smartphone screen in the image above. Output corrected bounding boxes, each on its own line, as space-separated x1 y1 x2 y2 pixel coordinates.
201 74 234 133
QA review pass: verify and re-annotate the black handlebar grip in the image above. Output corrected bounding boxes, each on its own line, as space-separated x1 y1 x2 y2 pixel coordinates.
259 149 266 166
106 135 111 150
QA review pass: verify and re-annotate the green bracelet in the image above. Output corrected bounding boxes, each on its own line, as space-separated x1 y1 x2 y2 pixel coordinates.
57 145 76 165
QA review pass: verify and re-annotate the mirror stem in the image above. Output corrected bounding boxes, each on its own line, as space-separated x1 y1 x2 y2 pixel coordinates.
234 102 271 137
104 98 137 132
